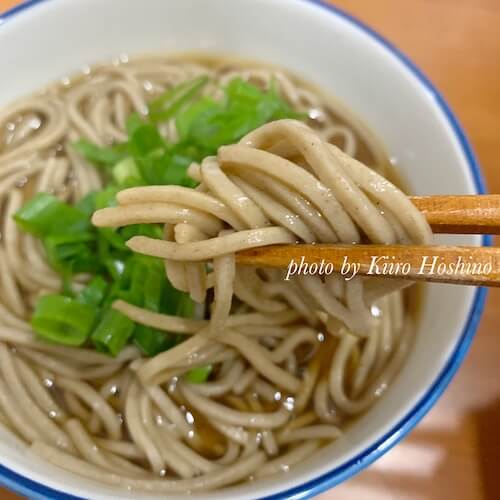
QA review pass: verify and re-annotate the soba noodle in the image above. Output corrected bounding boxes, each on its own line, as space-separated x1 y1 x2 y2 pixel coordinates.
0 55 431 493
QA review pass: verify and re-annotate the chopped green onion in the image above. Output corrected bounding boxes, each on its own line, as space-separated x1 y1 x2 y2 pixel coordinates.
104 257 127 281
43 233 100 275
143 263 163 312
176 77 302 153
15 75 306 357
97 227 127 252
77 276 109 307
91 308 135 357
175 96 219 141
32 295 97 346
112 157 141 185
126 112 145 136
184 365 212 384
73 140 126 166
127 123 165 158
127 258 150 306
14 193 89 236
120 224 163 241
175 293 196 318
148 75 209 123
133 325 177 357
163 154 197 187
43 232 96 257
75 191 98 217
95 186 120 209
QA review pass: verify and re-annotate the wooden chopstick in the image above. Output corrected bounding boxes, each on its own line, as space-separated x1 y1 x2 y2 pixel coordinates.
410 195 500 234
235 195 500 287
236 244 500 287
93 193 500 286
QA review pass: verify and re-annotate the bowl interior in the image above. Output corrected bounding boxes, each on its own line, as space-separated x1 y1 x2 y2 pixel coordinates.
0 0 483 498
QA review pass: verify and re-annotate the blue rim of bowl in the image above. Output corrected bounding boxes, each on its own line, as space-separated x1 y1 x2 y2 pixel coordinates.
0 0 490 499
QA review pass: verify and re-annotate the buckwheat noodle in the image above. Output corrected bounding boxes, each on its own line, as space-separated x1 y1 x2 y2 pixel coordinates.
0 55 431 493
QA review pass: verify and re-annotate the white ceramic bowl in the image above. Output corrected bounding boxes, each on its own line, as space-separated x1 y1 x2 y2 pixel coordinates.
0 0 488 499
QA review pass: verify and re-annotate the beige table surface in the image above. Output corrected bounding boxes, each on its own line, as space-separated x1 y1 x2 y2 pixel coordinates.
0 0 499 499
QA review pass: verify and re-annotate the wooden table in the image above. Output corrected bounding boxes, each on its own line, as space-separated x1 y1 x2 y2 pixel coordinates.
0 0 499 499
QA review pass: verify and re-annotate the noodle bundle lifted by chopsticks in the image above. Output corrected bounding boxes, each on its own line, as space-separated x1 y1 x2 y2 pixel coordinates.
88 118 430 489
0 55 431 493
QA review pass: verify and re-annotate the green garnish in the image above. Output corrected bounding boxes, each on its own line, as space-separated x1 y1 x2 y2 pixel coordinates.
176 78 304 151
72 76 300 189
112 157 141 185
77 276 109 307
14 74 302 356
148 75 209 123
133 325 177 357
32 295 97 346
14 193 89 236
185 365 213 384
72 140 127 166
91 308 135 356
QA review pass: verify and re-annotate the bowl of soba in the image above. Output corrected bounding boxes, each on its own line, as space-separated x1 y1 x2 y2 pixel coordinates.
0 0 487 498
